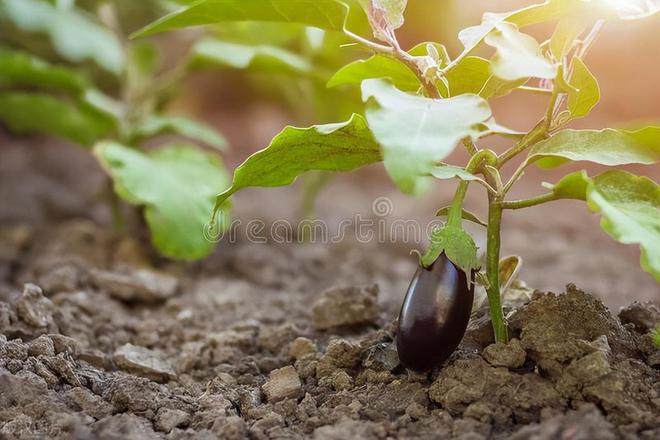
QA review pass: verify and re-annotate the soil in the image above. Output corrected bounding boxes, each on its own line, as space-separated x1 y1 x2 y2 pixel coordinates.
0 216 658 440
1 139 659 439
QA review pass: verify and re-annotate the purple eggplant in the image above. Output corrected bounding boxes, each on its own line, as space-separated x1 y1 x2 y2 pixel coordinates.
396 253 474 372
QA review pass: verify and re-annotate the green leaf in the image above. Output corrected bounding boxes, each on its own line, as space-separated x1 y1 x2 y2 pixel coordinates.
528 128 660 168
362 78 491 194
476 118 525 138
0 92 115 146
442 56 490 96
128 115 228 150
190 38 312 74
0 0 124 74
327 42 448 91
419 226 479 275
212 113 381 216
653 327 660 348
566 58 599 119
95 142 231 260
0 48 87 93
542 169 590 200
437 56 525 98
430 164 492 191
457 0 582 55
485 22 557 81
601 0 660 19
430 164 481 182
132 0 352 38
586 170 660 282
622 125 660 150
507 0 585 27
479 75 528 99
436 206 487 228
328 55 418 90
549 16 587 60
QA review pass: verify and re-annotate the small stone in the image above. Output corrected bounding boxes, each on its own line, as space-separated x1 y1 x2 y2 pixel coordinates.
1 339 28 360
90 268 178 303
566 351 611 384
28 335 55 357
262 366 303 402
48 334 81 356
288 337 317 360
79 348 111 370
113 343 176 382
41 353 82 387
251 410 284 433
326 370 353 391
15 283 56 330
482 338 526 369
64 388 114 419
323 338 362 369
211 416 247 440
0 302 14 333
406 402 428 420
362 342 399 371
93 413 160 439
311 284 381 330
155 408 190 433
618 301 660 334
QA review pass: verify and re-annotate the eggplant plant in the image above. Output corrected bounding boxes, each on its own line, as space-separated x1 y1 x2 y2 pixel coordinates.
138 0 659 369
0 0 233 260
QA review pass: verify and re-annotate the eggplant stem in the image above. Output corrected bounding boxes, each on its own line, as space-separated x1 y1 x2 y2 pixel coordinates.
486 199 508 343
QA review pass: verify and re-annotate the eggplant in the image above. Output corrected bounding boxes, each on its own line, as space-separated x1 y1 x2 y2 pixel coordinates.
396 253 474 372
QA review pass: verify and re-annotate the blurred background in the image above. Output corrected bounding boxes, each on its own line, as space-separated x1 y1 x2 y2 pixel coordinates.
1 0 658 308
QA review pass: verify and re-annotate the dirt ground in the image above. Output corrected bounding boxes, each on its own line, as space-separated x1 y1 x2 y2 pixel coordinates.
1 138 659 439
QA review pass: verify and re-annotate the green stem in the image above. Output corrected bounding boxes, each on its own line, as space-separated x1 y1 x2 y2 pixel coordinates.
446 150 498 227
106 179 125 234
502 192 558 210
497 121 547 167
447 181 468 228
486 199 508 343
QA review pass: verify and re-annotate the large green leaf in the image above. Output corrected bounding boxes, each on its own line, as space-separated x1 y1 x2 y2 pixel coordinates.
95 142 230 260
485 22 557 81
133 0 353 38
0 0 124 74
190 38 312 74
362 78 491 194
0 92 114 146
587 170 660 281
327 42 448 91
528 128 660 168
212 113 381 216
127 115 228 150
0 48 87 93
566 58 599 119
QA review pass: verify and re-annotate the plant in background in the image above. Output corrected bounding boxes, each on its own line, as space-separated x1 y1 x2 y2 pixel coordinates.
0 0 233 260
